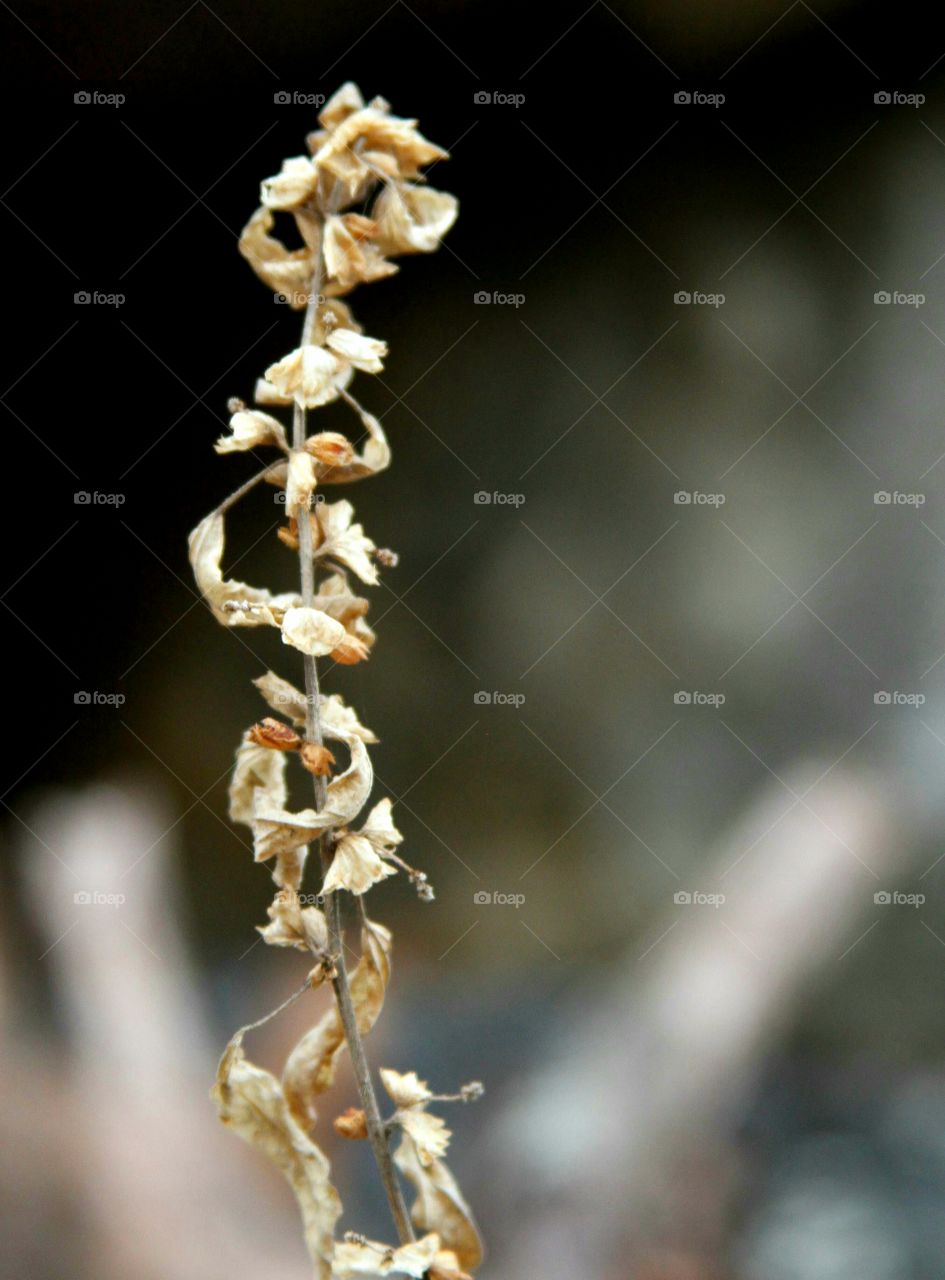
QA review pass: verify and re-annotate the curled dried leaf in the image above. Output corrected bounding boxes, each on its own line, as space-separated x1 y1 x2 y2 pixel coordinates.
283 917 392 1129
322 798 404 896
324 213 399 290
315 499 378 585
380 1068 433 1110
188 510 299 627
238 205 315 307
212 1031 341 1279
261 155 319 210
229 730 288 827
393 1132 483 1273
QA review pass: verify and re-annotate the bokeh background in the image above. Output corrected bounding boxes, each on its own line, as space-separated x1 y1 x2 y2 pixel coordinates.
5 1 945 1276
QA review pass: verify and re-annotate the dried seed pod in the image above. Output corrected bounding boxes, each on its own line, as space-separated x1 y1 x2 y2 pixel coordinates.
300 742 336 776
334 1108 369 1140
248 718 303 752
305 431 356 468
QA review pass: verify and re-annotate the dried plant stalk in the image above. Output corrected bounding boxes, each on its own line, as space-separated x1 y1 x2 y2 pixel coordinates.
189 83 483 1278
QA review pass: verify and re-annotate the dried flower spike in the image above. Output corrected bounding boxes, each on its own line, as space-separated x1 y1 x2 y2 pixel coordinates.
190 81 482 1275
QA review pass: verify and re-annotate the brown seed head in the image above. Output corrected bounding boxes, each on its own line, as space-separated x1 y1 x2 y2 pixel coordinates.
334 1108 369 1141
248 718 303 751
300 742 336 776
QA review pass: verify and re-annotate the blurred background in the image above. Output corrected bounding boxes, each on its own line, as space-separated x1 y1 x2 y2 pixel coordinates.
4 0 945 1275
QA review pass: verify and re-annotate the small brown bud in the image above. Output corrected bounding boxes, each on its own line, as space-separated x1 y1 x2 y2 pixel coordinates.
248 718 302 751
300 742 336 776
305 431 356 468
331 634 370 666
334 1108 369 1140
376 547 399 568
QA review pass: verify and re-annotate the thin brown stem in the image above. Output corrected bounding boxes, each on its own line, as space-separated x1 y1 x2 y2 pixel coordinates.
291 225 414 1246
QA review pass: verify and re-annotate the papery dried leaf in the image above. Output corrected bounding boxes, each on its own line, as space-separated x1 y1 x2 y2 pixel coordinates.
188 511 300 627
215 408 289 455
394 1133 483 1272
239 206 315 307
281 606 348 657
212 1031 341 1279
318 404 391 485
257 887 309 949
305 431 356 468
315 575 377 652
283 918 392 1128
314 108 447 192
230 730 288 827
261 155 319 210
373 184 458 256
325 327 387 373
315 499 378 585
333 1233 440 1278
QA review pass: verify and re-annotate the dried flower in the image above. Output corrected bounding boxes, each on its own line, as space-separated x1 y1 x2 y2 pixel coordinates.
192 81 481 1272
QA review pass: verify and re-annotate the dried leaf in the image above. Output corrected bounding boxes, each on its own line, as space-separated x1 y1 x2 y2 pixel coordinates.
317 403 391 485
283 917 392 1128
393 1132 483 1272
261 155 319 210
399 1110 452 1165
188 510 299 627
322 832 397 896
252 731 373 862
254 670 310 726
238 205 315 307
229 730 288 827
324 213 399 290
211 1030 341 1279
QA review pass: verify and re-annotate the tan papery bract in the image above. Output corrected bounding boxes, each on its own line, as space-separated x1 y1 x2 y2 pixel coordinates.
333 1233 441 1278
393 1133 483 1272
188 510 300 627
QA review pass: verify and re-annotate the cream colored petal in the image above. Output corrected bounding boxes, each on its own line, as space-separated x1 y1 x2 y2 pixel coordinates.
266 345 343 409
261 155 319 210
285 449 318 516
380 1067 432 1110
373 184 458 255
281 606 348 657
399 1110 452 1166
215 408 289 454
257 887 308 949
316 108 447 182
360 797 403 852
283 918 392 1128
394 1134 483 1273
212 1032 341 1279
333 1233 441 1278
322 832 397 896
323 214 399 289
255 376 295 406
318 80 365 129
315 499 378 585
326 327 388 373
